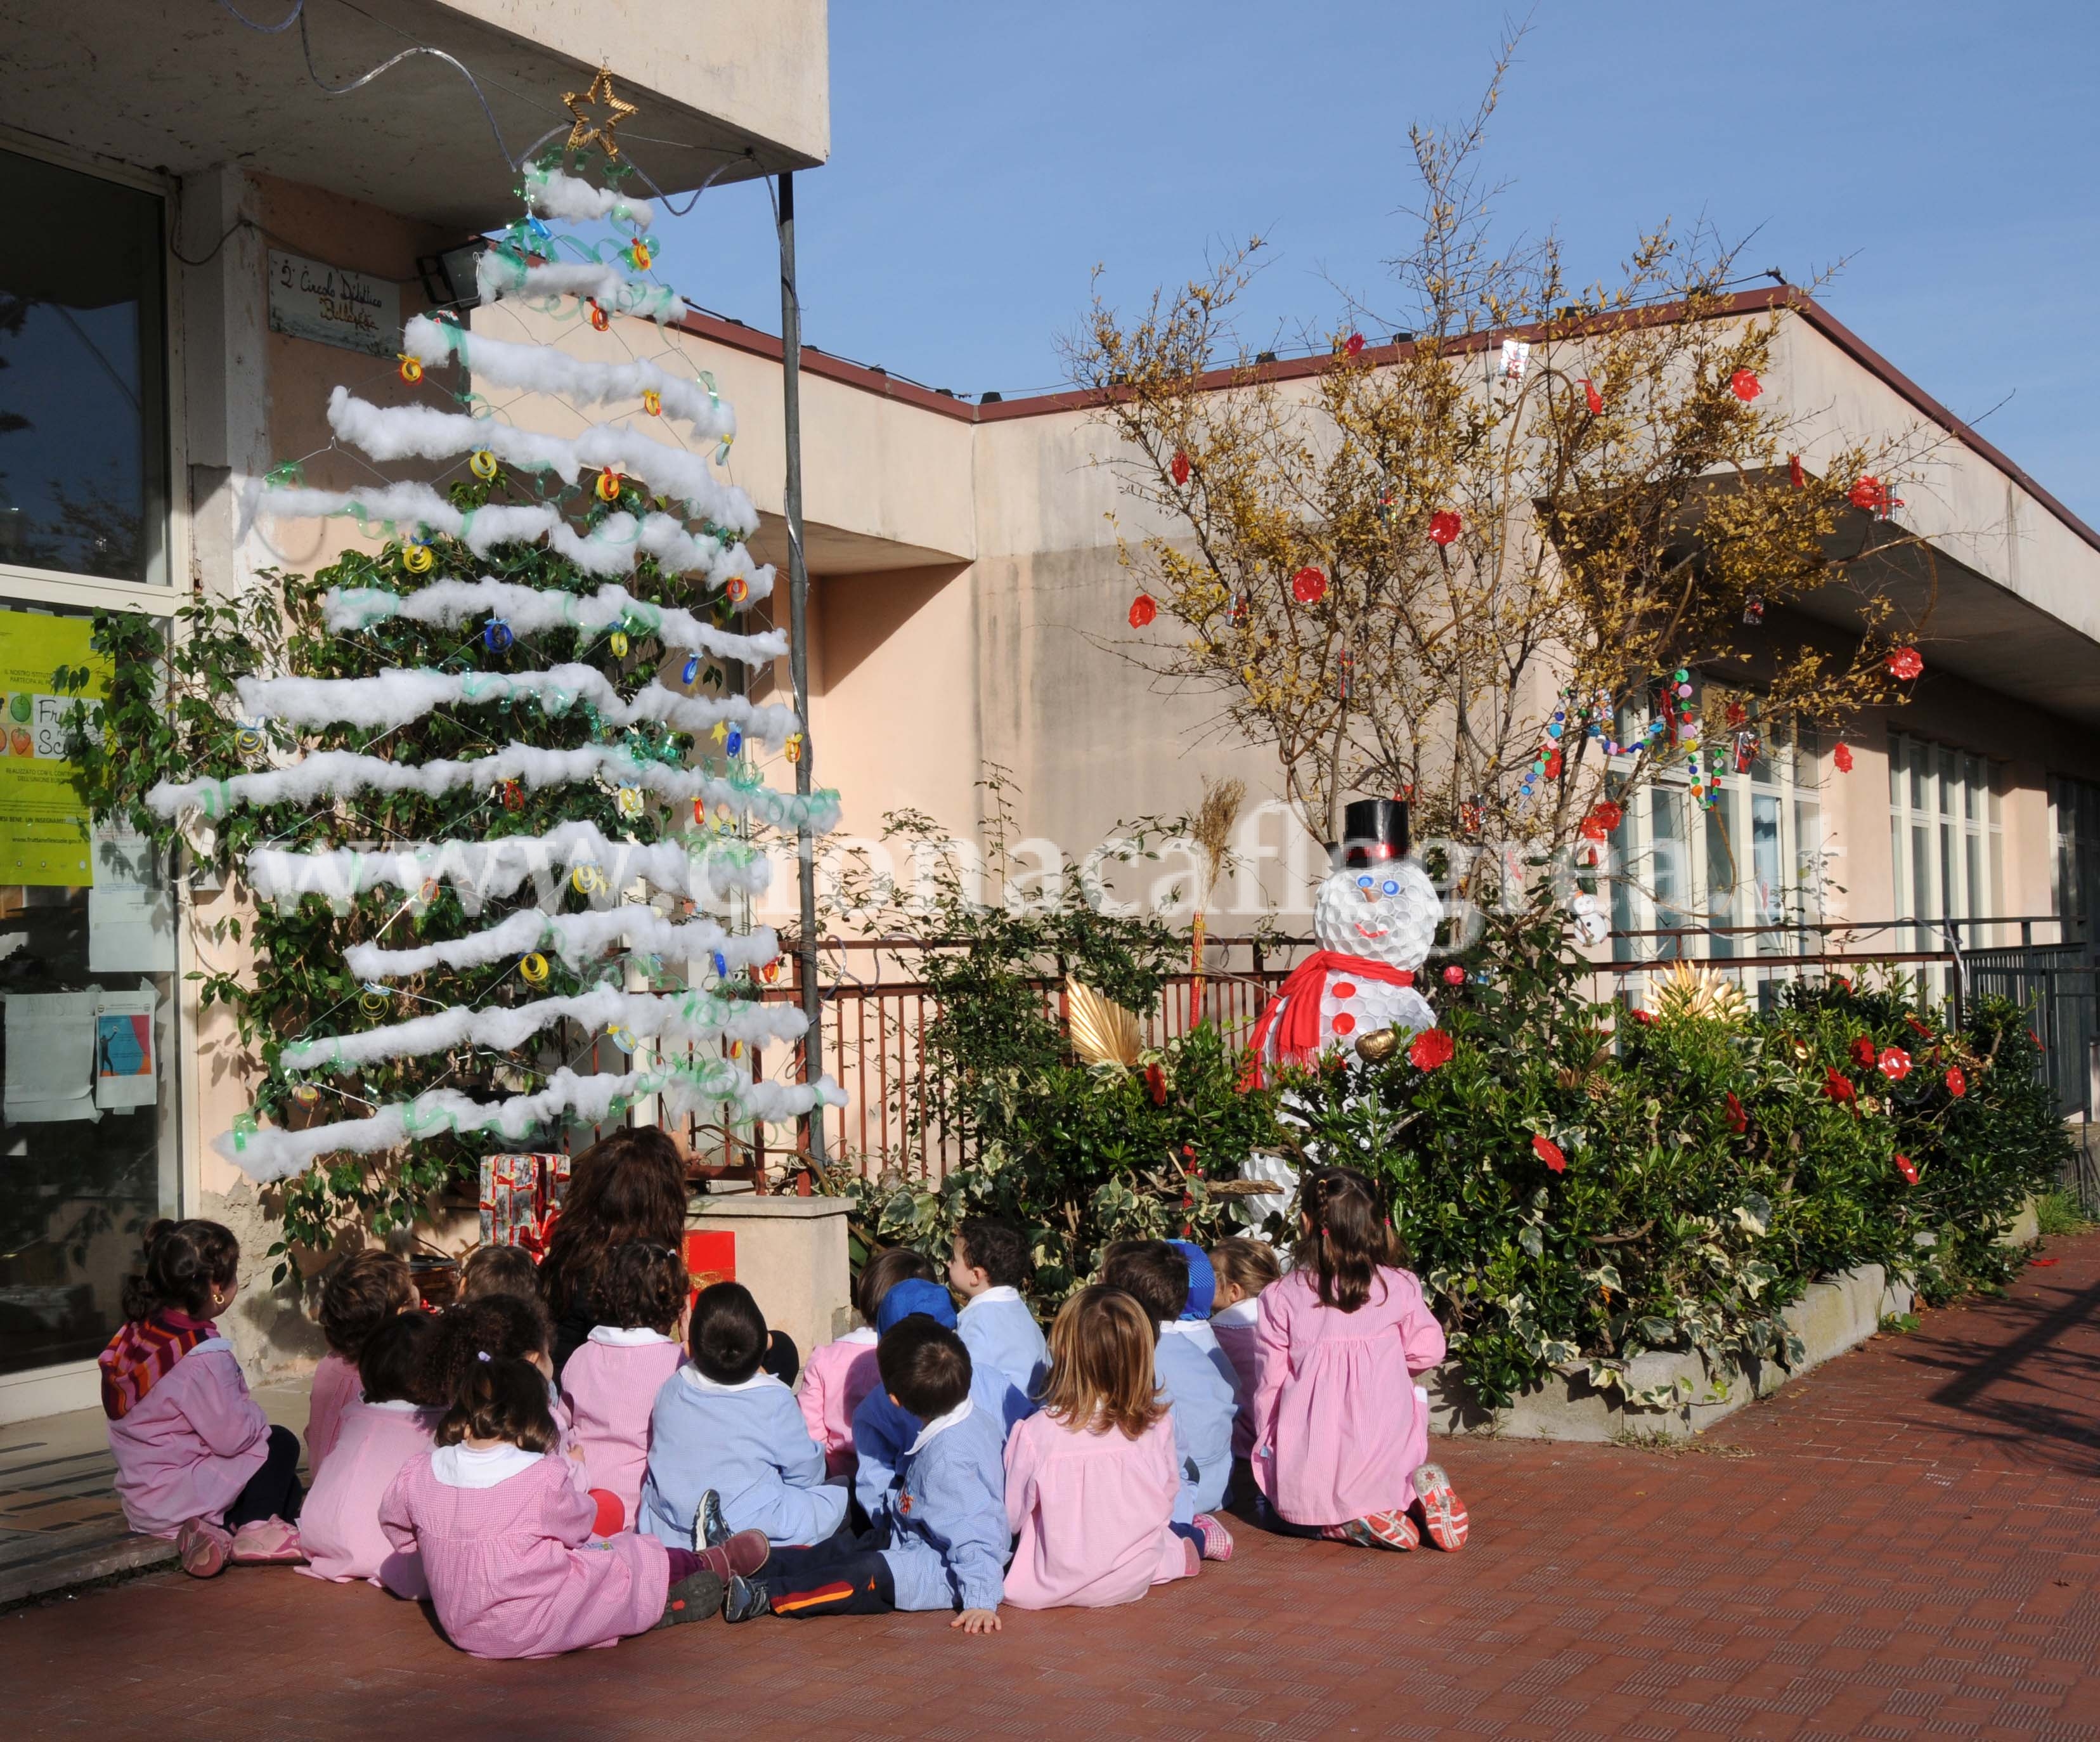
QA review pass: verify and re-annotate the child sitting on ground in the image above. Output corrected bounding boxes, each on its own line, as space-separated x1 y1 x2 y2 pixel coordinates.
950 1217 1049 1400
1208 1236 1281 1457
458 1242 542 1304
1250 1164 1467 1553
640 1282 846 1550
798 1245 934 1478
558 1240 689 1534
1101 1240 1236 1561
102 1219 306 1577
310 1248 415 1476
1002 1285 1200 1609
377 1318 767 1658
723 1315 1008 1630
297 1311 444 1596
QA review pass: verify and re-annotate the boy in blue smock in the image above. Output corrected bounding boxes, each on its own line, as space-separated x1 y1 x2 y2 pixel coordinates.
724 1316 1009 1630
852 1278 1031 1542
1104 1238 1238 1560
640 1281 847 1550
950 1217 1049 1400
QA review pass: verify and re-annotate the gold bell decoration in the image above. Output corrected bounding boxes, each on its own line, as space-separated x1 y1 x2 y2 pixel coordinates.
1354 1027 1401 1064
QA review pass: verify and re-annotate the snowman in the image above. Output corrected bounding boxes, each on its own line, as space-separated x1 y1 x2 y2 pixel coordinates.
1246 798 1441 1086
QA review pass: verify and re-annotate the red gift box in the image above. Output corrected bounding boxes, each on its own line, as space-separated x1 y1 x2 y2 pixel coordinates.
684 1230 736 1304
479 1152 570 1253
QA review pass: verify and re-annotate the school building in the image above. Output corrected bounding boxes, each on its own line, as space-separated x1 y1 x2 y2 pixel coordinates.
3 2 2098 1420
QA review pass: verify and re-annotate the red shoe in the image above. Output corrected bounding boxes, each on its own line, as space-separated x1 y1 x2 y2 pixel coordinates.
178 1517 231 1578
695 1528 770 1582
229 1517 306 1565
1339 1508 1420 1551
1411 1463 1469 1551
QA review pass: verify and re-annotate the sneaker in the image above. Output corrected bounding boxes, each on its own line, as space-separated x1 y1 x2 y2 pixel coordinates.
1338 1508 1420 1551
654 1568 726 1628
1411 1463 1470 1552
228 1518 305 1565
722 1573 773 1623
694 1527 770 1583
697 1489 729 1550
1193 1512 1235 1563
177 1517 231 1579
1181 1535 1202 1576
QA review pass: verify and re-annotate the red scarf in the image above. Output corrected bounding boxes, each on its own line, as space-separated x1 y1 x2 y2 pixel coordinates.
1244 951 1420 1088
98 1310 215 1420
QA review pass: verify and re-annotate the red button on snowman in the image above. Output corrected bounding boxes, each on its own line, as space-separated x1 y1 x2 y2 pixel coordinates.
1247 798 1441 1086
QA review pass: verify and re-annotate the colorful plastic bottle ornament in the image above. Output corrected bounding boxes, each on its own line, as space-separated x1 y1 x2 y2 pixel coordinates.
606 1024 635 1056
1337 647 1354 701
715 432 734 465
1290 566 1328 605
762 959 781 984
724 725 744 757
500 778 524 810
726 575 749 606
595 469 624 503
640 387 663 417
483 619 514 652
606 628 629 660
1886 646 1924 683
520 952 550 985
234 722 264 755
1742 593 1765 627
1459 797 1486 836
1170 449 1191 486
1230 591 1251 627
571 864 607 895
229 1112 258 1153
403 542 434 574
1729 369 1762 402
1428 510 1463 546
1850 474 1889 514
1834 742 1855 774
710 950 729 978
729 1039 745 1062
360 991 389 1017
587 298 610 332
290 1082 321 1109
692 797 707 826
1343 331 1366 358
615 786 645 820
1580 377 1604 416
469 449 500 481
682 654 701 685
418 877 441 904
784 732 804 764
1789 453 1806 489
1129 593 1158 628
397 354 424 384
629 238 653 271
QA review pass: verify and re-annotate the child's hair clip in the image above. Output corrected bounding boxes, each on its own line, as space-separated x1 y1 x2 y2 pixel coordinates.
476 1349 493 1362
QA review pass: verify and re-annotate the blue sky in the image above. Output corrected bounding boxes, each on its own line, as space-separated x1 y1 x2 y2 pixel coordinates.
654 1 2096 521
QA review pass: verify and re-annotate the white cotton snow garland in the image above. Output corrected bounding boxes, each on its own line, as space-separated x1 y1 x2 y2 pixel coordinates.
344 907 776 981
475 254 685 325
323 578 784 665
244 480 770 599
280 985 806 1074
524 164 654 230
235 667 801 743
327 390 755 534
246 822 768 910
145 744 841 832
402 316 732 441
216 1064 846 1183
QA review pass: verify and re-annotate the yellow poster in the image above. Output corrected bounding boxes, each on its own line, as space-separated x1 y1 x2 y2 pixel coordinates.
0 611 112 887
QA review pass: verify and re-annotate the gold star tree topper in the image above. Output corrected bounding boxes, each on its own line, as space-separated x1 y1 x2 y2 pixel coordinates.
562 64 638 160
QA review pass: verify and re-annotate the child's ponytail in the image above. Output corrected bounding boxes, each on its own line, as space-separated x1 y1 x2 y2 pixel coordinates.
1295 1166 1403 1313
120 1219 240 1323
435 1352 558 1453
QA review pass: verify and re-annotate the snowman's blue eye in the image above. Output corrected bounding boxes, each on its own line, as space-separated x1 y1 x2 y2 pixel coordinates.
1382 879 1399 896
1357 874 1373 888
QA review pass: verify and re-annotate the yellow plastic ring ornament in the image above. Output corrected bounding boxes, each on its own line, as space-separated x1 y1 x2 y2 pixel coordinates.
640 388 662 417
606 1024 635 1055
418 878 441 904
726 575 749 605
520 952 550 984
235 724 264 755
608 629 629 658
630 240 653 271
469 449 499 480
615 786 645 820
571 864 607 895
360 992 389 1017
398 354 424 384
784 732 804 764
595 470 623 502
587 298 610 332
403 543 434 573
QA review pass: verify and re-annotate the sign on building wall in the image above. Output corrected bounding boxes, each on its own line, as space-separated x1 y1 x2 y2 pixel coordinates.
266 250 401 358
0 609 109 886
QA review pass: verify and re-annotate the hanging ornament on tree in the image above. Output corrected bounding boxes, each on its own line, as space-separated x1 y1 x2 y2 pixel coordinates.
499 778 524 810
1580 377 1604 416
595 469 624 503
640 389 663 417
235 722 265 756
1788 453 1805 489
470 449 500 480
1886 646 1924 682
615 786 645 820
628 238 653 271
397 354 424 385
724 725 744 757
483 620 514 653
1850 475 1888 513
1500 339 1529 381
726 575 750 606
1337 647 1354 700
784 732 803 764
1128 594 1157 628
519 952 550 985
1729 369 1762 401
403 543 434 574
607 629 629 659
586 298 611 332
1229 591 1250 627
682 655 702 685
1460 796 1485 836
1833 742 1854 774
1343 331 1366 358
1428 510 1462 546
1290 567 1327 604
1742 593 1765 627
1170 449 1190 486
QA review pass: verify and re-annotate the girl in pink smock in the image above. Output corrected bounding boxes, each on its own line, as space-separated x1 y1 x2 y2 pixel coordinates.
1207 1236 1281 1459
1250 1165 1469 1552
101 1219 307 1577
309 1248 415 1476
378 1339 768 1658
796 1245 935 1479
296 1311 443 1596
558 1240 689 1532
1002 1285 1198 1609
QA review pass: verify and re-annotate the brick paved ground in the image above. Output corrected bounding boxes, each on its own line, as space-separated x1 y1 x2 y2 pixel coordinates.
7 1232 2097 1741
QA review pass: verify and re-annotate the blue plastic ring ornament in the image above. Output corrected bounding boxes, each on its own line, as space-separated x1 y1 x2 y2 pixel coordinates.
484 620 514 652
682 655 701 684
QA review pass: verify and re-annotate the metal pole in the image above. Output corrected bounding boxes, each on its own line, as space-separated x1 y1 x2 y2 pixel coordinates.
777 170 827 1167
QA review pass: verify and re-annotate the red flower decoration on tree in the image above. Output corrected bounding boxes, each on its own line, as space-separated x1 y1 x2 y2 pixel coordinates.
1291 566 1328 604
1128 594 1157 628
1877 1047 1912 1081
1170 449 1191 486
1945 1065 1967 1098
1833 743 1854 774
1580 377 1603 415
1725 1091 1748 1134
1886 646 1923 682
1428 510 1463 546
1579 815 1609 843
1788 453 1805 489
1729 369 1762 401
1894 1152 1919 1185
1344 331 1365 358
1630 1008 1656 1027
1144 1063 1168 1105
1531 1134 1566 1174
1850 1036 1878 1069
1851 475 1888 512
1823 1066 1856 1104
1592 800 1625 831
1407 1028 1455 1071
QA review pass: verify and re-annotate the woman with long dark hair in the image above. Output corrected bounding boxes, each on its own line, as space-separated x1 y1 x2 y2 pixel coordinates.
537 1128 690 1376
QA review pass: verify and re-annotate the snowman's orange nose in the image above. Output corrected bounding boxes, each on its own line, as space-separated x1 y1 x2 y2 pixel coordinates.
1357 882 1380 902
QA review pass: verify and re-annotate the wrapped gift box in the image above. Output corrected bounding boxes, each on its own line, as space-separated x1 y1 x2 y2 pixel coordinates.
683 1229 736 1303
479 1152 571 1251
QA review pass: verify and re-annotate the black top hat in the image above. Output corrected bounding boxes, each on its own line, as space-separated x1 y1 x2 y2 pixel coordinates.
1332 797 1411 869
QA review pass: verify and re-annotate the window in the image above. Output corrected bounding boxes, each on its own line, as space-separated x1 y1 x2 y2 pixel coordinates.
1889 733 2001 954
2050 774 2100 945
0 145 170 587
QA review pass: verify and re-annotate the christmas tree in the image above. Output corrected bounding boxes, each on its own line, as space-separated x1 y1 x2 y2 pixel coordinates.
123 155 841 1242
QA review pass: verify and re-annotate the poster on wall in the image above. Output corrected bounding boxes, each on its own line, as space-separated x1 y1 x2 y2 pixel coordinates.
3 988 100 1123
0 610 110 887
266 250 401 358
93 987 158 1112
